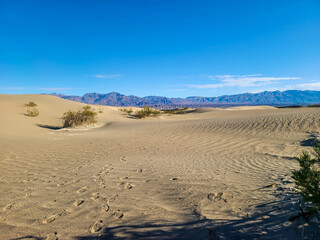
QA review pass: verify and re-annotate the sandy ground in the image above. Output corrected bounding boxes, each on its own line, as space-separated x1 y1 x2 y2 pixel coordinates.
1 94 320 240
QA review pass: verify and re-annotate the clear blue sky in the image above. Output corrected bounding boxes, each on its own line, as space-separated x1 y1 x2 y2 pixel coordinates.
0 0 319 97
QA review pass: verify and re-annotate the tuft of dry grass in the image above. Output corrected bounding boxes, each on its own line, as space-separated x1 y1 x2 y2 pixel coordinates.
62 105 97 127
25 101 37 107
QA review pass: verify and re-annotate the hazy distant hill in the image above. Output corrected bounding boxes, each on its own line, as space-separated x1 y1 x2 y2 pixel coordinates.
51 90 320 108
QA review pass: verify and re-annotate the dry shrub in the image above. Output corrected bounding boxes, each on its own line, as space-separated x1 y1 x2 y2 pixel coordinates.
62 105 97 127
134 106 161 119
162 107 191 114
26 108 39 117
119 108 133 114
25 101 37 107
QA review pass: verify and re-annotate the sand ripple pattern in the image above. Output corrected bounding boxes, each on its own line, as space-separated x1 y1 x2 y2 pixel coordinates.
1 100 320 239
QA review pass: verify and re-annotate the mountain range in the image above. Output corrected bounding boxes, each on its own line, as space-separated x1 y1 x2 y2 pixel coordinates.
51 90 320 108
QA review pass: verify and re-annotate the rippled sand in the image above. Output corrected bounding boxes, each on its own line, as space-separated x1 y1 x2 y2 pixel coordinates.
1 94 319 239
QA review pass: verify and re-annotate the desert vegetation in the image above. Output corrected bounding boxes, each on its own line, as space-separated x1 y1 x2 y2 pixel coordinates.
133 106 161 119
26 108 39 117
62 105 97 127
120 107 194 119
119 108 133 114
292 142 320 214
25 101 38 107
162 107 194 114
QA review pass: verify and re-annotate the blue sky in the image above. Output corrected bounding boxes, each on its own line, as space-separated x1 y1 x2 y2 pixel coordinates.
0 0 319 97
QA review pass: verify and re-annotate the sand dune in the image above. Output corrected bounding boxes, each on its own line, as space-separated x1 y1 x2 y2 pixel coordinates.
1 94 320 239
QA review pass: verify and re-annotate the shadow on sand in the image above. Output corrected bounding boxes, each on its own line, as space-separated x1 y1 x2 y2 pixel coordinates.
300 138 318 147
10 193 320 239
11 236 43 240
74 195 320 240
36 124 63 130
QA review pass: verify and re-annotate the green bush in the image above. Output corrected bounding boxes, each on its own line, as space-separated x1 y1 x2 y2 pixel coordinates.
26 108 39 117
134 106 161 119
62 105 97 127
25 101 37 107
292 142 320 212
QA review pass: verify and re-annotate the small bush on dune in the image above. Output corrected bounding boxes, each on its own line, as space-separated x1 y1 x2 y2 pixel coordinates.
26 108 39 117
292 142 320 213
119 108 133 114
134 106 161 119
25 101 37 107
162 107 191 114
62 105 97 127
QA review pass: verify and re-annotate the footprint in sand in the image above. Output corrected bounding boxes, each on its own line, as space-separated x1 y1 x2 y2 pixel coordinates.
119 182 133 190
90 220 103 233
91 193 100 200
46 232 58 240
125 183 133 189
208 192 224 202
73 199 84 206
3 204 13 211
57 210 67 217
76 186 88 193
102 204 109 212
56 181 66 187
99 180 106 188
43 215 56 224
112 210 124 219
107 194 119 204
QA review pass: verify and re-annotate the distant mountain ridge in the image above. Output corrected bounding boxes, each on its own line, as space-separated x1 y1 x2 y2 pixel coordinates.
51 90 320 108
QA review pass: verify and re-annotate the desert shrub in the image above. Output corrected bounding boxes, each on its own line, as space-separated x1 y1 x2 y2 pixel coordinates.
119 108 133 114
162 107 190 114
25 101 37 107
134 106 161 119
292 143 320 212
26 108 39 117
62 105 97 127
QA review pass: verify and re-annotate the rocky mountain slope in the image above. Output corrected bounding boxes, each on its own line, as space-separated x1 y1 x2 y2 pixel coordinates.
51 90 320 108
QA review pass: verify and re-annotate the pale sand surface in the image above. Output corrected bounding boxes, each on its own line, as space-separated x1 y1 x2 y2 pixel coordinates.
1 94 320 239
